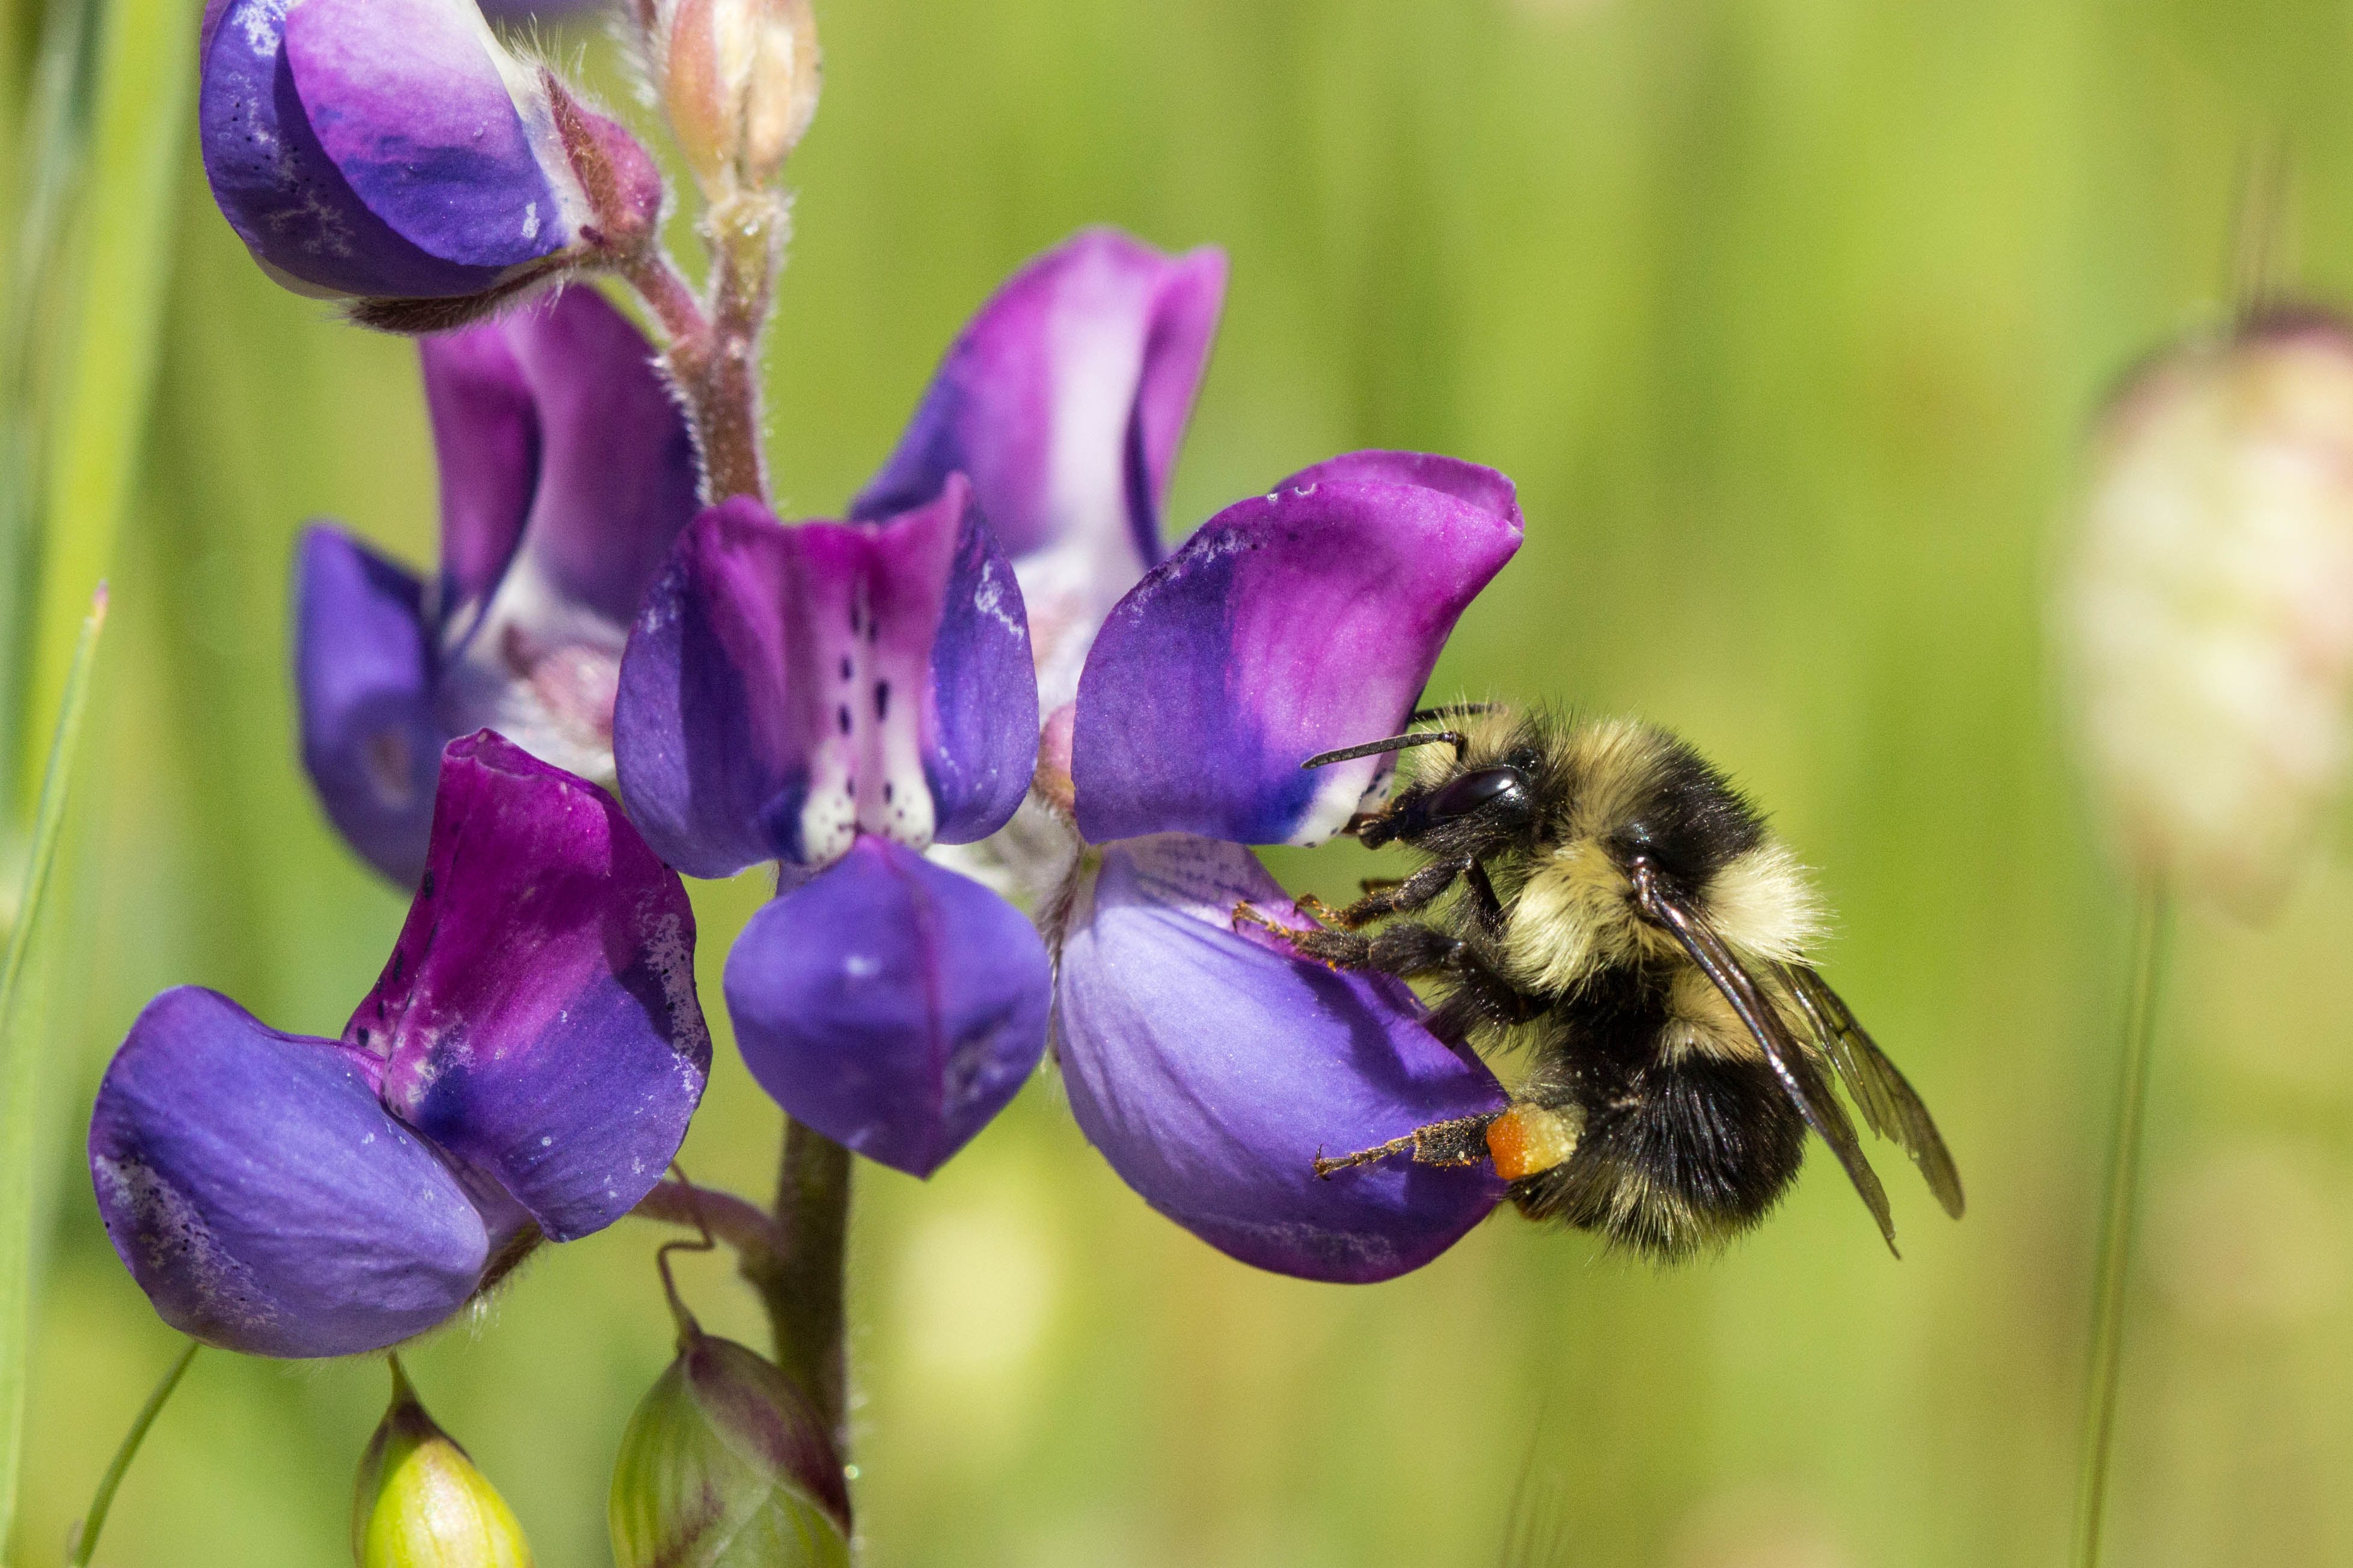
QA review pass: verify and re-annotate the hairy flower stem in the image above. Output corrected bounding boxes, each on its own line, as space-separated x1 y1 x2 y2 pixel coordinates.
750 1120 852 1448
67 1338 197 1566
2071 885 2173 1568
613 192 781 506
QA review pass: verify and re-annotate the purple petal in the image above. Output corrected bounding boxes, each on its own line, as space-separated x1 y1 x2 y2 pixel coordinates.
854 230 1225 702
614 482 1036 878
200 0 572 299
90 987 491 1358
1276 450 1524 523
284 0 571 270
497 285 701 627
1055 835 1505 1282
419 319 536 623
1071 457 1523 845
433 287 700 783
293 525 441 886
352 731 711 1242
725 836 1051 1177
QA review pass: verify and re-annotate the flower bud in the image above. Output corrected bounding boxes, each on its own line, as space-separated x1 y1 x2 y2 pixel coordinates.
654 0 821 196
352 1361 533 1568
2063 310 2353 918
201 0 664 325
610 1331 851 1568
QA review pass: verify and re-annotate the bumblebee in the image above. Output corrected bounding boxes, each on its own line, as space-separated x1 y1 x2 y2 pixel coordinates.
1238 706 1963 1261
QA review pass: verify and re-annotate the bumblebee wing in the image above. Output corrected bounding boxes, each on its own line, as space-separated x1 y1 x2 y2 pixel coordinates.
1629 863 1899 1256
1784 965 1966 1220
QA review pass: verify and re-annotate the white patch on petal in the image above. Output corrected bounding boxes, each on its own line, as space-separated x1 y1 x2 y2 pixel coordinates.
93 1153 283 1335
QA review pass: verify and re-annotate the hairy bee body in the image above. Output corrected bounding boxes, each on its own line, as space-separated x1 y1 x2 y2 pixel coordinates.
1267 707 1960 1262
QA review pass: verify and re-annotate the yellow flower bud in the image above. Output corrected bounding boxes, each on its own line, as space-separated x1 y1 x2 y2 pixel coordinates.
2064 311 2353 917
655 0 821 197
352 1361 533 1568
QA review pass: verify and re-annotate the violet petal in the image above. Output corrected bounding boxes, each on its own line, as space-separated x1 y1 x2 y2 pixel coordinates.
90 987 490 1358
494 285 702 629
355 731 711 1242
418 316 537 626
1055 834 1506 1282
435 287 700 783
854 230 1225 706
724 836 1051 1177
293 525 441 887
1071 457 1523 844
200 0 571 299
614 481 1036 878
283 0 569 272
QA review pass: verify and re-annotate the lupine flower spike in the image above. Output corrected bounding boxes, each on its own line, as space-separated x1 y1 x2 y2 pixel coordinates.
90 733 709 1356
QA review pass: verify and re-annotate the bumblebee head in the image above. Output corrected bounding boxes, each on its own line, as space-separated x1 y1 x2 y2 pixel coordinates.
1359 758 1538 850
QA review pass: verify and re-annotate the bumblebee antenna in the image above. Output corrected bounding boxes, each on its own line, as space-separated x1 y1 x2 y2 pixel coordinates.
1301 730 1464 770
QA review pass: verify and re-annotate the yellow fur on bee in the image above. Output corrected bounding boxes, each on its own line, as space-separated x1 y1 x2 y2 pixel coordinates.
1707 842 1825 962
1505 841 1657 992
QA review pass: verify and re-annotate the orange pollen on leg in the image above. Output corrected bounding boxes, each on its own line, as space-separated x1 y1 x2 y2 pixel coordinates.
1485 1104 1580 1181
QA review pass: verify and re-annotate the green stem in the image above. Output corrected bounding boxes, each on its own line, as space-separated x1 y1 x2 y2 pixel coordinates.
67 1338 197 1566
745 1120 851 1451
2070 884 2173 1568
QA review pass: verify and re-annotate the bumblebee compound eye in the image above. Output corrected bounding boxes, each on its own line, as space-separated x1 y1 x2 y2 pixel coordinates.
1425 765 1532 826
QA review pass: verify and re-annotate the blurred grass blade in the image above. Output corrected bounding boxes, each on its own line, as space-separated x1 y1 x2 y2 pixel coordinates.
0 0 99 820
0 587 108 1554
66 1337 197 1568
16 0 196 814
2070 886 2174 1568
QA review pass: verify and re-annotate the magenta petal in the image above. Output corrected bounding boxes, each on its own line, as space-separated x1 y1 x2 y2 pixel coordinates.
1056 835 1505 1282
1071 459 1523 845
90 988 490 1358
855 229 1226 679
1275 450 1523 524
614 481 1036 877
293 525 441 886
724 837 1051 1177
355 732 711 1241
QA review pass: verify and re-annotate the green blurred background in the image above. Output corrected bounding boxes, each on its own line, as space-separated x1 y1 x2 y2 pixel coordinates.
8 0 2353 1563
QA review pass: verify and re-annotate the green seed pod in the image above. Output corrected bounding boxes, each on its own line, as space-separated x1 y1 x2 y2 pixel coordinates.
610 1331 851 1568
352 1360 533 1568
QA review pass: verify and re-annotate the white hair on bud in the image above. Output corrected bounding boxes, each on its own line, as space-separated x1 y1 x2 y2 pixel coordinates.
2064 311 2353 917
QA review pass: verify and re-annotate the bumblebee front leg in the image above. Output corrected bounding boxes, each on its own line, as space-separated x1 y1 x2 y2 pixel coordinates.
1230 907 1463 975
1294 855 1477 930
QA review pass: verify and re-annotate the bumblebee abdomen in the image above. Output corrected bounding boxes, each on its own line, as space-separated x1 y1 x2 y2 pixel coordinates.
1511 1049 1808 1260
1509 966 1810 1260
